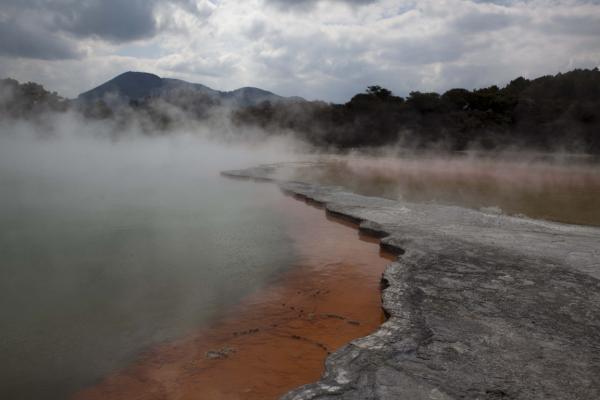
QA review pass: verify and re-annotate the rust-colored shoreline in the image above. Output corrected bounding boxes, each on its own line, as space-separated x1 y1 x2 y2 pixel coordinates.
73 190 394 400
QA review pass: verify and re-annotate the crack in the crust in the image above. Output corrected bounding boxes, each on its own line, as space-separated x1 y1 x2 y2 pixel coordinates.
290 335 331 354
359 226 390 239
325 209 364 225
380 242 406 256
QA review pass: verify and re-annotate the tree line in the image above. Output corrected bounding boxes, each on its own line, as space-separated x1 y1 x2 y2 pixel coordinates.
233 68 600 153
2 68 599 153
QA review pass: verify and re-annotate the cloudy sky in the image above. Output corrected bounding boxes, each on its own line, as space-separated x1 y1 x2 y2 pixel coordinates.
0 0 599 102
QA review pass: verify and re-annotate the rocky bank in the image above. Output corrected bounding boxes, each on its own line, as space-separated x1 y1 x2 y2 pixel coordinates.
222 163 600 400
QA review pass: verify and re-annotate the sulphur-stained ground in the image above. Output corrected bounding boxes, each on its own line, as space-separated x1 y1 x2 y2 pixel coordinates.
222 163 600 400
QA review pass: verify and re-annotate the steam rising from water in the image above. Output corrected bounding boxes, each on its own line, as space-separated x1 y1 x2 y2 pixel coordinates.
0 114 306 400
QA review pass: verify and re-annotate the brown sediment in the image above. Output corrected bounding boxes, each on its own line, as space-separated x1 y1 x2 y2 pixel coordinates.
73 190 392 400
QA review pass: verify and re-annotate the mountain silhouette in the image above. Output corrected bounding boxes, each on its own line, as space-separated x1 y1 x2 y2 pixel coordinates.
77 71 302 107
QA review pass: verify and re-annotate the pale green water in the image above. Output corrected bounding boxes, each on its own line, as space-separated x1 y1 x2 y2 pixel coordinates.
0 132 297 399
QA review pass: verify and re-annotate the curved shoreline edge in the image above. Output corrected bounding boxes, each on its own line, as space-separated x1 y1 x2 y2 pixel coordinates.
222 164 600 400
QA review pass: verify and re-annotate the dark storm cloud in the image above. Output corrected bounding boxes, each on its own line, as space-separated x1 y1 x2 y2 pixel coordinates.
0 0 198 59
52 0 158 42
0 19 81 60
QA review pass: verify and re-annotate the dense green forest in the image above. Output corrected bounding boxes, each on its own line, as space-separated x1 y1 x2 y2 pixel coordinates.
234 69 600 153
0 78 68 118
2 68 599 153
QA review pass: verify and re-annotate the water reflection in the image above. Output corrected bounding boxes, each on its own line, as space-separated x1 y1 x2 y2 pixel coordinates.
292 155 600 226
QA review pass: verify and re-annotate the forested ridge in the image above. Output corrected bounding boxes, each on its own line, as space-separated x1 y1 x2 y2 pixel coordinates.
234 68 600 153
2 68 599 153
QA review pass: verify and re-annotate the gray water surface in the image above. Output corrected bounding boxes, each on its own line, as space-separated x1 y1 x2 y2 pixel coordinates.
0 133 298 399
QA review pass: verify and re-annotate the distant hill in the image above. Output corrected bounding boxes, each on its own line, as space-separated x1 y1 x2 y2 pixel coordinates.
77 71 302 107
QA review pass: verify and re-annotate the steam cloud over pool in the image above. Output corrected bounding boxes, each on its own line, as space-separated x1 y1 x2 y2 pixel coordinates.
0 121 301 399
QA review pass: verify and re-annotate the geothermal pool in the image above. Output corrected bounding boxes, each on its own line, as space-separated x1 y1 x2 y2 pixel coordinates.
73 193 393 400
2 132 599 400
0 134 302 399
